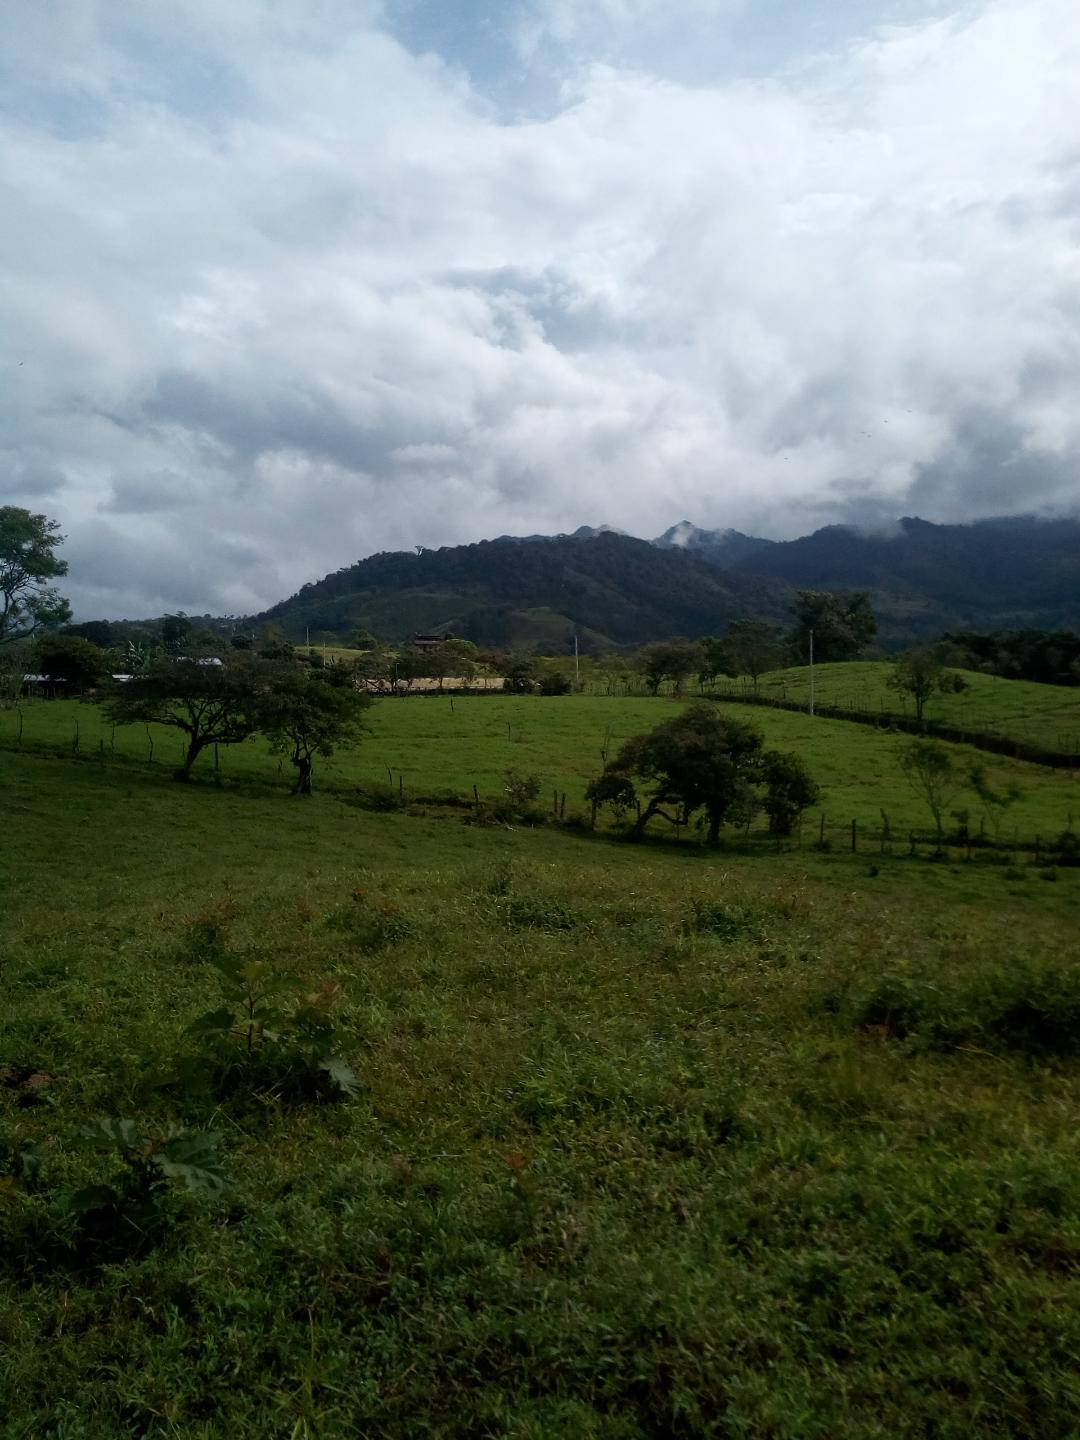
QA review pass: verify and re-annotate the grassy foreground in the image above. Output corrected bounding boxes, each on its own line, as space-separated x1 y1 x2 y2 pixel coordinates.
3 750 1080 1437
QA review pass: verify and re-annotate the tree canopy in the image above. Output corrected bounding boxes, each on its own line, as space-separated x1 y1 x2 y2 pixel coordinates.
259 667 373 794
887 646 967 721
0 507 71 646
587 702 766 843
788 590 877 663
100 656 271 781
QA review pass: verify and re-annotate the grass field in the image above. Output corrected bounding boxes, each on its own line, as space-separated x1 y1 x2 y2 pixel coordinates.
2 747 1080 1437
731 661 1080 753
3 693 1079 844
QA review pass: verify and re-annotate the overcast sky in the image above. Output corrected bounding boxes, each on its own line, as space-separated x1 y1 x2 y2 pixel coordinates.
3 0 1078 618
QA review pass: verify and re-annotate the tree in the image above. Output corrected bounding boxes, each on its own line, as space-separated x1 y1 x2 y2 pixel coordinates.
967 761 1023 840
0 640 31 706
722 619 786 693
588 702 765 844
762 751 820 835
65 620 113 649
887 647 966 722
899 739 958 841
788 591 877 663
33 633 108 691
538 669 571 695
426 638 479 690
500 654 536 694
636 639 705 696
161 613 194 656
99 656 268 782
259 669 373 795
698 636 735 686
0 507 71 645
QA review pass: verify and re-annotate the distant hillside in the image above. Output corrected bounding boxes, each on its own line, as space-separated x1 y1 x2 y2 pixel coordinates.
728 516 1080 644
653 521 776 569
251 513 1080 652
257 531 790 652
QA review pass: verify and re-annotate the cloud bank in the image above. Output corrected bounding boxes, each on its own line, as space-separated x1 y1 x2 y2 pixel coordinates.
2 0 1078 616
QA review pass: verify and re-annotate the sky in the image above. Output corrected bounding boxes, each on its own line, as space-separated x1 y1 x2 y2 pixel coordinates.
2 0 1078 619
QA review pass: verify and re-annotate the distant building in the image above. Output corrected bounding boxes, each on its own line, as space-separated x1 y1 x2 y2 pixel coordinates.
411 633 453 651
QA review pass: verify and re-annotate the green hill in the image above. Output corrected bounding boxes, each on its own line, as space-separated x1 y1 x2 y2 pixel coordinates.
255 531 791 651
733 661 1080 755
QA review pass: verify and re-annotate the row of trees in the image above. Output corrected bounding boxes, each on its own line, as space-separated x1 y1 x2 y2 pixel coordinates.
632 592 880 698
99 657 372 792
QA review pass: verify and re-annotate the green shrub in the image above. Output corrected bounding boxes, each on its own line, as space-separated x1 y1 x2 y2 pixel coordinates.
179 950 361 1103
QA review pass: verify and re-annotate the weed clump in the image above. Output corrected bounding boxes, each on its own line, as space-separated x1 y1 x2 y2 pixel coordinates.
855 961 1080 1057
684 899 756 941
0 1119 226 1271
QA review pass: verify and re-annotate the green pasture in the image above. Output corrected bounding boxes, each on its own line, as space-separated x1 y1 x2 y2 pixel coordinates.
729 661 1080 753
3 749 1080 1436
3 692 1079 842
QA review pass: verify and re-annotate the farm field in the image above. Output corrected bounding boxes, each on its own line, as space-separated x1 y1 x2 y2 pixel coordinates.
731 661 1080 754
3 692 1079 843
3 746 1080 1437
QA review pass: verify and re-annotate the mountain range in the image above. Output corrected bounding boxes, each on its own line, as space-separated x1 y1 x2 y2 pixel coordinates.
256 514 1080 653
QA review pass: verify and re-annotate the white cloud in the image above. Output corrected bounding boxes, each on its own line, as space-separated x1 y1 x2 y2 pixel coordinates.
1 0 1077 616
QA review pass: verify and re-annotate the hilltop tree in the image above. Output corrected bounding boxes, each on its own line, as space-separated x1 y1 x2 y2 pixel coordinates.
587 702 766 843
0 507 71 645
788 591 877 663
887 646 967 722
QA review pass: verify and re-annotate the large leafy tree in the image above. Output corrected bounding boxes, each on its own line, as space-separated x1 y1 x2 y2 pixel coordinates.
587 702 766 843
99 655 271 782
788 590 877 663
0 507 71 645
259 668 373 794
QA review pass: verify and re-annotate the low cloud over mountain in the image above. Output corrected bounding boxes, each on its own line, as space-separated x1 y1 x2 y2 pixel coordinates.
3 0 1078 618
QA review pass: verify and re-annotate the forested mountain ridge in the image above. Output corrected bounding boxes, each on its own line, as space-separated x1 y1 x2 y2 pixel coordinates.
256 531 792 651
252 514 1080 651
726 515 1080 643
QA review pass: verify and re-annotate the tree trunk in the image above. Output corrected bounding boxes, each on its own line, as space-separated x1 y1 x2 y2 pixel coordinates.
293 755 313 795
707 808 721 844
174 734 204 782
632 799 661 838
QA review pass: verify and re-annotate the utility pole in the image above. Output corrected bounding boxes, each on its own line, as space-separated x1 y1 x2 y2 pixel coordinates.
808 628 815 716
